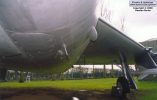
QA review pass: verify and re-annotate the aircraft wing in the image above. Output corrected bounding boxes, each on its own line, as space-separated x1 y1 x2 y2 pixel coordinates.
138 68 157 80
78 18 157 69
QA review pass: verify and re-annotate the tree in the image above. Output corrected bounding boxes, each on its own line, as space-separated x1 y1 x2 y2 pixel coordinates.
100 0 112 22
120 16 126 32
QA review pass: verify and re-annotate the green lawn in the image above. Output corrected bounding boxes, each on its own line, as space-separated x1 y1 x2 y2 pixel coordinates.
136 81 157 100
0 78 116 90
0 78 157 100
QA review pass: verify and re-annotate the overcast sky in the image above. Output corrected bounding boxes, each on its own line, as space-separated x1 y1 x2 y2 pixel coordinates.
97 0 157 42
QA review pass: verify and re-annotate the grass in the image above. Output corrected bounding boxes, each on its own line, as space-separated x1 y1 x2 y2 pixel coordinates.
0 78 157 100
0 78 116 90
136 81 157 100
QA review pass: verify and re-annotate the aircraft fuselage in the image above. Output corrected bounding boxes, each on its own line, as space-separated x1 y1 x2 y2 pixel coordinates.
0 0 98 72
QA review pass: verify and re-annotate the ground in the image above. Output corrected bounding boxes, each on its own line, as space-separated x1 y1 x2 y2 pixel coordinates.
0 78 156 100
0 88 119 100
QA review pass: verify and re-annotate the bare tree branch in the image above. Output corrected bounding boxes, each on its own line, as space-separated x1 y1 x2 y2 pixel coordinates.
120 16 126 32
100 0 112 22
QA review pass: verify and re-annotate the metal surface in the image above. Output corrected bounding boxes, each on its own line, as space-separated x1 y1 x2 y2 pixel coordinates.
0 0 98 72
0 0 156 73
138 68 157 80
80 18 157 69
119 52 137 90
80 18 147 65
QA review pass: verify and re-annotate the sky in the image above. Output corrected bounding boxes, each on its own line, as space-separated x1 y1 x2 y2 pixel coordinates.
96 0 157 42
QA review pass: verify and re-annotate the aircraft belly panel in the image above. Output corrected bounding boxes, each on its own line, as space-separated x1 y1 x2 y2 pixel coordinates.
0 0 98 72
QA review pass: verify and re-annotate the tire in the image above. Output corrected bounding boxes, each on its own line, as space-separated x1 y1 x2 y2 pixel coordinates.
116 77 130 97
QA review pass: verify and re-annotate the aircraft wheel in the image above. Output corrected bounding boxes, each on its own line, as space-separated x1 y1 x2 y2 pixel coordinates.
116 77 130 97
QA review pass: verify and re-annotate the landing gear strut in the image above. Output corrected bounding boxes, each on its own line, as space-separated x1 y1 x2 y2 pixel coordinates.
111 52 137 97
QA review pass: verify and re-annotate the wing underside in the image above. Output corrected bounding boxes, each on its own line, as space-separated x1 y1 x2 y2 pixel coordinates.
78 18 157 69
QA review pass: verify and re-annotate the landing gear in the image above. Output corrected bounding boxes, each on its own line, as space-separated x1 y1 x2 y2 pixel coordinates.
116 77 130 96
111 52 137 97
111 77 130 97
0 68 7 82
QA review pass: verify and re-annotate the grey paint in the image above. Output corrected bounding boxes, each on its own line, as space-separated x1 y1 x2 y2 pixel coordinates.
141 39 157 53
81 18 145 64
0 0 98 72
0 0 155 73
80 18 157 69
138 68 157 80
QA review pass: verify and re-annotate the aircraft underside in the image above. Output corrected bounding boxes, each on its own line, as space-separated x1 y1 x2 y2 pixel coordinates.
0 0 157 97
0 0 98 72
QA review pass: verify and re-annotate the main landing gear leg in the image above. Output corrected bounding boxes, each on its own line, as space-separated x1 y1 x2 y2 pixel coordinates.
111 52 137 97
